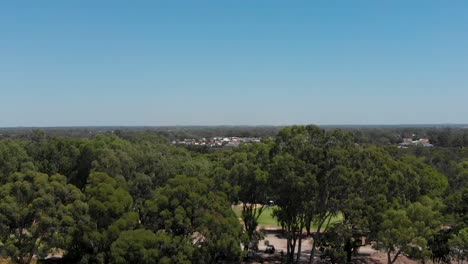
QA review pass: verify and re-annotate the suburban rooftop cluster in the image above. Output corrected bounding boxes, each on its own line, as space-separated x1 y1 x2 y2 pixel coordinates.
399 137 434 148
172 136 262 148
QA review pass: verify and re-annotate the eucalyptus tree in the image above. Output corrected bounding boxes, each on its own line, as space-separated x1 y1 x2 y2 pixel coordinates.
219 142 273 250
0 139 31 183
271 125 354 263
0 171 87 264
142 174 243 263
378 199 443 264
78 172 137 264
110 229 193 264
448 227 468 264
269 152 315 263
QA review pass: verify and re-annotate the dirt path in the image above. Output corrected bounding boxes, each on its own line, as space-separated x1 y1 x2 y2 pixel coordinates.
357 245 418 264
259 228 311 253
250 228 421 264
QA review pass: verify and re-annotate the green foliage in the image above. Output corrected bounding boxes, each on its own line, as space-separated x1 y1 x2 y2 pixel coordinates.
445 161 468 226
378 200 442 264
110 229 192 264
26 137 81 178
218 143 273 248
0 127 463 264
269 125 355 263
448 227 468 263
0 171 87 264
143 175 243 263
320 222 361 264
0 139 32 183
80 172 136 263
429 227 455 264
86 172 133 229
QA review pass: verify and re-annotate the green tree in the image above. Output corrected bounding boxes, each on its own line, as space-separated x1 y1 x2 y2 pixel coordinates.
222 143 272 250
0 171 87 264
378 200 442 264
0 139 32 184
448 227 468 264
26 137 81 178
269 153 315 263
271 126 353 263
445 161 468 226
110 229 192 264
80 172 136 264
143 175 242 263
319 222 364 264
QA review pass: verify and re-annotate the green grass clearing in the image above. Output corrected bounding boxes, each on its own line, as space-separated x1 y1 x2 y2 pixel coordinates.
232 205 278 227
233 204 343 229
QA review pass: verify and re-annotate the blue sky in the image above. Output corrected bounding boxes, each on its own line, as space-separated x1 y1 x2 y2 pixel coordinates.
1 1 467 126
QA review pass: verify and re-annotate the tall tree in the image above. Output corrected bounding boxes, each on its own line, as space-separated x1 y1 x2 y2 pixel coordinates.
110 229 193 264
222 143 272 250
270 153 315 263
142 175 243 263
0 171 87 264
79 172 137 264
378 200 442 264
448 227 468 264
0 139 32 183
271 125 354 263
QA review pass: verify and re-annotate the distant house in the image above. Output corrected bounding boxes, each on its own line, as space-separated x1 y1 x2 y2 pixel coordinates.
400 138 413 146
399 138 433 147
225 142 240 148
413 138 431 146
172 136 261 148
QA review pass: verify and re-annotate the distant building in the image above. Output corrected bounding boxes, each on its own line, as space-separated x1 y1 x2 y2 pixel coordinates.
225 142 240 148
399 138 433 147
172 136 261 148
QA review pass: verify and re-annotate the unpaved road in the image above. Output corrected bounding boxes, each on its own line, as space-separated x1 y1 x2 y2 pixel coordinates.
252 228 420 264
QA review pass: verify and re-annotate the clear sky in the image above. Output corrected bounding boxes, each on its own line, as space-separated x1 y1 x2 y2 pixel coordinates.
1 1 468 127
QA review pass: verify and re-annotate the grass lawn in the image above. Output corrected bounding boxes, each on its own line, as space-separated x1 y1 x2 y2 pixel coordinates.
232 205 278 227
233 204 343 229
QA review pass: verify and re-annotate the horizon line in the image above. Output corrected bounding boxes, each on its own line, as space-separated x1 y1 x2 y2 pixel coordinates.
1 123 468 129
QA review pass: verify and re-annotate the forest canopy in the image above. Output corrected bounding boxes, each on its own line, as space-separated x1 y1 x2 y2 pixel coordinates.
0 126 466 264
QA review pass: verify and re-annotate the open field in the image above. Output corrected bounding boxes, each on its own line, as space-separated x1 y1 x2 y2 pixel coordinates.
233 205 343 229
233 205 279 227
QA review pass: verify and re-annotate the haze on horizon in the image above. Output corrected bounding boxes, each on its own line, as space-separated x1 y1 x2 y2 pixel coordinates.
1 1 468 127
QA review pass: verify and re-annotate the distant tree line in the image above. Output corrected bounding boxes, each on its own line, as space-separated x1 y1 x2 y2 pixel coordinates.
0 126 284 141
351 127 468 147
2 126 468 147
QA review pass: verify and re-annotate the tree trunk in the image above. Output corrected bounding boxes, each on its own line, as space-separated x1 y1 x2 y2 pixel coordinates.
286 231 299 263
305 216 312 236
290 235 297 263
387 250 401 264
308 218 325 264
296 231 303 264
345 238 352 263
